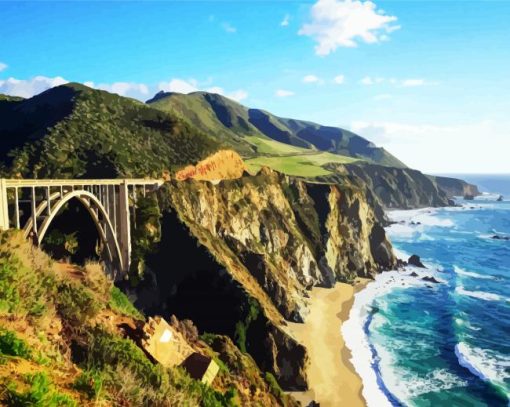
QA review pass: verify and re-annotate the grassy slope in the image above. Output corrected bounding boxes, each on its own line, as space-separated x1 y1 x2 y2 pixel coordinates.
0 83 220 179
0 231 297 406
147 91 406 172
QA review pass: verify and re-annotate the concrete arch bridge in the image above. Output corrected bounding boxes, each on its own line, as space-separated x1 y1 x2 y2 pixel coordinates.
0 178 163 278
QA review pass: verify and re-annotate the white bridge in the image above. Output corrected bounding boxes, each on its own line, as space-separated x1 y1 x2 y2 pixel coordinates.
0 178 163 277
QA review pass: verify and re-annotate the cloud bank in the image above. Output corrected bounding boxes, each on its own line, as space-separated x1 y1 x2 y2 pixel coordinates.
299 0 400 55
0 76 68 98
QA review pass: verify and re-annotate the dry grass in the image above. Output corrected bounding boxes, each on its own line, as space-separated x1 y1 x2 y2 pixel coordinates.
176 150 246 181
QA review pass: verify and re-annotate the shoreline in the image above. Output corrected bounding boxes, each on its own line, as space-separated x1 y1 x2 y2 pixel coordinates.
286 278 371 407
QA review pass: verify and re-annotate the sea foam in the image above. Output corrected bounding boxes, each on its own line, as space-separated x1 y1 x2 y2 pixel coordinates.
455 286 509 302
454 265 495 280
455 342 510 395
342 269 432 407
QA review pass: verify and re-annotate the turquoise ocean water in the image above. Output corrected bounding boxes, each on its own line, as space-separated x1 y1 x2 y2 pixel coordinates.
343 180 510 406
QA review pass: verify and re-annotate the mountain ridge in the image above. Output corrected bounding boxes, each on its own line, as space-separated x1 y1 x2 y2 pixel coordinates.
146 90 408 168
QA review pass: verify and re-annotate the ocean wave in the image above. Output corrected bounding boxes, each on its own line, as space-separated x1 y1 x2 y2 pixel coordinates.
455 286 509 302
455 342 510 393
454 265 495 280
342 270 436 407
342 272 404 407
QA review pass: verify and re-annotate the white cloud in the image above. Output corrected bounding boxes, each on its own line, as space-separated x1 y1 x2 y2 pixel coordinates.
334 74 345 84
351 120 510 173
401 78 426 87
360 76 384 85
226 89 248 102
222 22 237 33
299 0 400 56
0 75 68 98
86 81 150 99
158 78 198 94
281 14 290 27
0 62 7 72
157 78 247 102
275 89 295 97
303 74 323 84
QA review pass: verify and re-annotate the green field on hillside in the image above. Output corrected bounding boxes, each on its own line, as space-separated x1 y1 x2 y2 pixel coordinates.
244 135 315 156
245 151 359 177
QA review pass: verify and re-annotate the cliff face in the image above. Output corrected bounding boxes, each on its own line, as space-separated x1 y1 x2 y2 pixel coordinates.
324 163 452 209
162 168 395 323
434 176 480 198
135 168 395 389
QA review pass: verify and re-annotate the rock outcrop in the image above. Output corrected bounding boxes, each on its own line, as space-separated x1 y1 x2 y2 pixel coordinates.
138 168 396 390
162 167 396 323
434 176 480 198
325 163 452 209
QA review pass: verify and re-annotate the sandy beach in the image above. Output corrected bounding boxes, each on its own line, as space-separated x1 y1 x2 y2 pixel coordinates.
287 279 370 407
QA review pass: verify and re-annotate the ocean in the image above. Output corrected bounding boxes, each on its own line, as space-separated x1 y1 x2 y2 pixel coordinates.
343 176 510 407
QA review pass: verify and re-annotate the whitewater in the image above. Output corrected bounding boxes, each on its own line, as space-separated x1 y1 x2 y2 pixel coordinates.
343 195 510 406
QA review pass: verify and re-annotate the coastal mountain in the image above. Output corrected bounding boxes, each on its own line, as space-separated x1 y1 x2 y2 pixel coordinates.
146 91 407 168
0 83 219 178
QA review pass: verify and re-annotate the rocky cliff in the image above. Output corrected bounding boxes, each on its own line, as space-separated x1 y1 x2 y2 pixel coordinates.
434 175 480 198
131 167 396 390
322 162 452 210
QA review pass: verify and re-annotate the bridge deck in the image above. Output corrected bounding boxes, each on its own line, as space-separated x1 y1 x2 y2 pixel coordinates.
3 179 164 187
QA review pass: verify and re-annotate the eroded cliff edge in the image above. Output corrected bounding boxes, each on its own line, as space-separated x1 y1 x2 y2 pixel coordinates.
131 167 396 390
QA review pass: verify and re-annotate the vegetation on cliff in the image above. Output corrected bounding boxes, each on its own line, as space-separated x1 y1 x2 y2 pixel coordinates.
0 83 219 179
0 231 298 406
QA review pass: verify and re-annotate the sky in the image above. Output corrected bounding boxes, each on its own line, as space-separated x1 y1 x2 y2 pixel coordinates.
0 0 509 174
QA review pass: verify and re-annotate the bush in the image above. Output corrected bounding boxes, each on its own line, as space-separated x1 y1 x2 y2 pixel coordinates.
72 369 104 400
0 252 52 318
6 372 76 406
86 328 161 387
264 372 283 398
56 282 103 325
0 330 32 359
108 286 143 320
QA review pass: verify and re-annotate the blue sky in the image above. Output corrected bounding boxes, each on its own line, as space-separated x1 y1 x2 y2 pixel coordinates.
1 1 509 173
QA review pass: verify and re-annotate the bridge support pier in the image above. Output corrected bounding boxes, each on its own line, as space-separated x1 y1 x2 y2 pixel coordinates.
0 179 9 231
118 180 132 275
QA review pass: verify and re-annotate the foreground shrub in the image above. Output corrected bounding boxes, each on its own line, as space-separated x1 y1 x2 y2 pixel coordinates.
108 286 143 320
0 330 32 359
56 282 103 325
72 369 104 400
6 372 76 406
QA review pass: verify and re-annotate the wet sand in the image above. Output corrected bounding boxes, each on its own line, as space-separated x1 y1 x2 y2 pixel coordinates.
287 279 370 407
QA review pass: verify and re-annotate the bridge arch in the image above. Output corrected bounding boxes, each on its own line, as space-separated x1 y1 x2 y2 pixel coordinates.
0 178 163 279
37 190 124 274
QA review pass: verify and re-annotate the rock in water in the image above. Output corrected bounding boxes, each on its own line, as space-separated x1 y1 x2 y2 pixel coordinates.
421 276 440 284
408 254 426 268
497 195 504 202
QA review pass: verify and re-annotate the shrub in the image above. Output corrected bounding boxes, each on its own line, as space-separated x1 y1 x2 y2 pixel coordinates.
264 372 283 398
72 369 104 400
108 286 143 319
0 251 52 318
56 282 103 325
6 372 76 406
0 330 32 359
85 328 161 387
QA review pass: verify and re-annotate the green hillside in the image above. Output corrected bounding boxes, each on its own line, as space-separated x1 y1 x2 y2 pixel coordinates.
0 83 219 179
147 91 407 169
